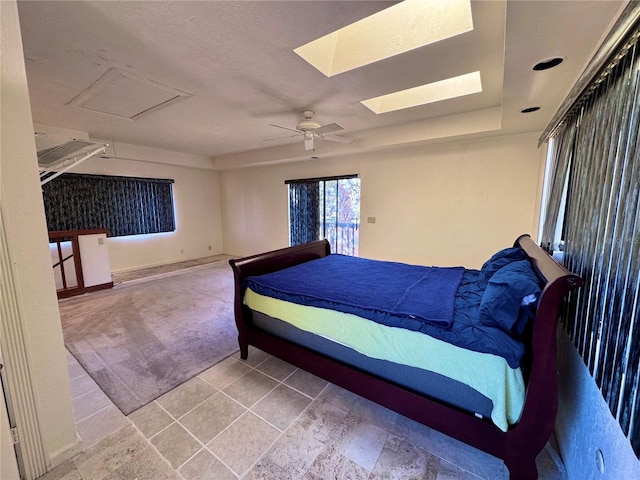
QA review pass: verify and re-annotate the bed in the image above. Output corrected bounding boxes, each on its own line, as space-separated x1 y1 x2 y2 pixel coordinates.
229 234 582 479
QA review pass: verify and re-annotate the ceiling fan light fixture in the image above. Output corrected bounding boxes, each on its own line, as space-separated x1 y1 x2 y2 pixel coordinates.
304 134 315 151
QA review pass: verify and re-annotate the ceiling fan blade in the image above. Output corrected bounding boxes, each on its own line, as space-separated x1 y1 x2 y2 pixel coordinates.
304 136 315 151
315 122 344 135
263 133 301 142
323 134 354 144
268 123 302 134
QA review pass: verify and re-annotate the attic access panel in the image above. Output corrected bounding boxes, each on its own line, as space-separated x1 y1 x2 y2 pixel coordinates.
67 68 192 120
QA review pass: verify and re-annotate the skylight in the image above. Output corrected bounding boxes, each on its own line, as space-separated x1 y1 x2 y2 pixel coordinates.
294 0 473 77
360 71 483 114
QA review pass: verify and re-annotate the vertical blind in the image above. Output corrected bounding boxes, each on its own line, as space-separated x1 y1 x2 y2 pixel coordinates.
287 179 321 246
541 28 640 456
286 174 360 255
42 173 175 237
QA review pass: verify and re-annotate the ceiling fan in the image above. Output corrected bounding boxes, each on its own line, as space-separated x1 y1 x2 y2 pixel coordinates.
266 110 354 151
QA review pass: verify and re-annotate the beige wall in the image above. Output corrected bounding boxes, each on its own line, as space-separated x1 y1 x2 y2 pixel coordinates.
1 0 79 475
69 155 224 272
221 132 547 268
34 123 223 273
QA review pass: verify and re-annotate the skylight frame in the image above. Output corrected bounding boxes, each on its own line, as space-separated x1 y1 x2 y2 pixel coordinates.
293 0 474 77
361 71 483 114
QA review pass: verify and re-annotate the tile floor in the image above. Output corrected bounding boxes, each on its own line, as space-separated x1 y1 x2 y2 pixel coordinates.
41 345 566 480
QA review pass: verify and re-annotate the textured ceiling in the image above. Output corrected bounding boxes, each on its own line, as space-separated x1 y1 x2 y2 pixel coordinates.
17 1 624 166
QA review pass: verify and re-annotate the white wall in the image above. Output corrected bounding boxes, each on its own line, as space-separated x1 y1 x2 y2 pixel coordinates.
78 233 112 287
1 375 20 480
221 131 547 268
36 133 224 273
556 332 640 479
1 1 79 475
78 156 223 272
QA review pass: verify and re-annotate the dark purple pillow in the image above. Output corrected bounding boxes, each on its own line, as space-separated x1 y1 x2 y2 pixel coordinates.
478 260 542 334
480 247 528 281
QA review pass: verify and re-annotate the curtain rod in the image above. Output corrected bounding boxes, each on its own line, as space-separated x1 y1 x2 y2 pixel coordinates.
51 172 175 184
285 174 359 185
539 1 640 146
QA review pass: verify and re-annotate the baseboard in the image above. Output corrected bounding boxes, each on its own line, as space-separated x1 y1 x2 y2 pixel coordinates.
111 254 228 274
113 260 230 286
47 434 83 469
111 258 192 274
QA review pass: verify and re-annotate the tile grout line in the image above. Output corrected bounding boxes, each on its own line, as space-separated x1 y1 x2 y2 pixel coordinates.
235 418 290 480
72 398 114 424
151 392 255 478
169 359 322 478
178 443 241 480
141 400 236 478
170 404 270 479
171 424 238 479
237 376 335 478
151 363 392 478
69 383 101 403
125 413 192 480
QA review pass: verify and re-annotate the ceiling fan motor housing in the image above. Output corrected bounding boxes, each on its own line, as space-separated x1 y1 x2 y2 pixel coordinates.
297 111 321 132
265 109 351 150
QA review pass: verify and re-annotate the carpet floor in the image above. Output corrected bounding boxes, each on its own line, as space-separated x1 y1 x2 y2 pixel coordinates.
59 259 239 415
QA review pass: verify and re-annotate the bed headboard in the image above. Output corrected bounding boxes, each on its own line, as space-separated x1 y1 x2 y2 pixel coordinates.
514 234 581 289
509 234 582 454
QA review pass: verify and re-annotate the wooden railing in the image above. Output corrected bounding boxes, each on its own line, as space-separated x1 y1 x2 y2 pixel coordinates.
48 229 113 299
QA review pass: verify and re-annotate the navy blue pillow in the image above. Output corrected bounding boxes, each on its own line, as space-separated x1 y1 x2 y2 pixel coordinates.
478 260 542 334
480 247 528 281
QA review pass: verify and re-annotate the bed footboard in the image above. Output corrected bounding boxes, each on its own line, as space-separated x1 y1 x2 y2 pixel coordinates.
228 235 582 479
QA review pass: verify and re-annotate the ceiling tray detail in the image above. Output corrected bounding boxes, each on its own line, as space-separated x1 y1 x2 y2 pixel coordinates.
67 67 192 120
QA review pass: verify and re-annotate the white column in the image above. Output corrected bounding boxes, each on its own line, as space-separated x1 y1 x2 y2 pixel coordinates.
1 1 80 477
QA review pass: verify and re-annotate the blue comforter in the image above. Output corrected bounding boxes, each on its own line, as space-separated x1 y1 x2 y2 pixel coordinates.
245 256 528 367
245 254 465 331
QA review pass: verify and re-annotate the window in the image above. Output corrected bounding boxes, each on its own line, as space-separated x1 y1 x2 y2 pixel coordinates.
42 173 175 237
286 175 360 255
541 30 640 456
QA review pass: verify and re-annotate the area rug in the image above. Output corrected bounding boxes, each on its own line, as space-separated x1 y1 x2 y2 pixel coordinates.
59 260 239 415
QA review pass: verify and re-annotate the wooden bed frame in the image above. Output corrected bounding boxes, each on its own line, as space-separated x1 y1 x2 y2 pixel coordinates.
229 234 582 479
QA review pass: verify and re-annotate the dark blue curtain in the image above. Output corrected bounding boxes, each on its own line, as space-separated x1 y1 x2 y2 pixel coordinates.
42 173 175 237
288 181 320 246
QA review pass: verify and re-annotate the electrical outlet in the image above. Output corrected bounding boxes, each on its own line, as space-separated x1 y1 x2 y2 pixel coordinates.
208 245 212 251
98 237 104 245
367 216 376 224
180 249 184 254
